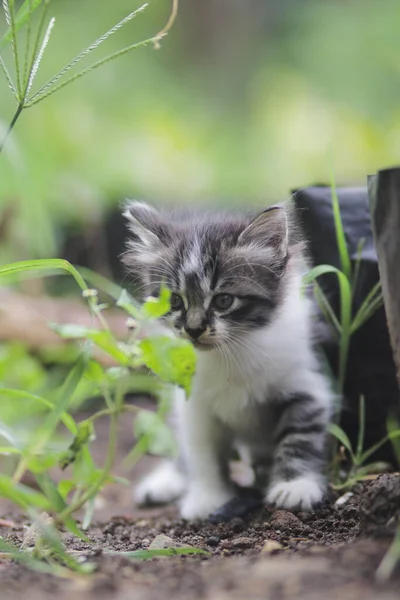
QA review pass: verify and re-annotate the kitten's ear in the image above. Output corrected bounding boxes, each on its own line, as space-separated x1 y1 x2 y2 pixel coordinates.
238 206 289 260
123 200 168 249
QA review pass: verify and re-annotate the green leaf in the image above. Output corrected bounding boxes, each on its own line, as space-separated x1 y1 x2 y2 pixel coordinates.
328 423 354 459
142 286 171 319
133 410 177 457
0 474 51 510
51 324 130 365
139 335 196 395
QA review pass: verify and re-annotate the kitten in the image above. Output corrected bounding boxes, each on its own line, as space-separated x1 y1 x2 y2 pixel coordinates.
123 201 333 519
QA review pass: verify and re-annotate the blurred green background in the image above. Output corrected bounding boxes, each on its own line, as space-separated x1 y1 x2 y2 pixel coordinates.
2 0 400 261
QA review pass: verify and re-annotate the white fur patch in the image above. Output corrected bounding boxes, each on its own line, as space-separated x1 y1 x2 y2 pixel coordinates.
180 485 234 520
134 462 186 506
266 476 324 512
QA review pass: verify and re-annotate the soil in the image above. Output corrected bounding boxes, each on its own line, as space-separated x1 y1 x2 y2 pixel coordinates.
1 408 400 600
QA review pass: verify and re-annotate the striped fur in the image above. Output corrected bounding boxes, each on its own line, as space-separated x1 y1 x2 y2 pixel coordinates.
124 202 333 518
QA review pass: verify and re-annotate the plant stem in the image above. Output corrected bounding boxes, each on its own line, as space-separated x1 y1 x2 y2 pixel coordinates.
376 526 400 582
0 102 23 153
55 412 118 523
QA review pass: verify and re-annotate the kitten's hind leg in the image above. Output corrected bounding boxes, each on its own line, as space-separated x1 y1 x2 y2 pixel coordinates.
134 461 186 506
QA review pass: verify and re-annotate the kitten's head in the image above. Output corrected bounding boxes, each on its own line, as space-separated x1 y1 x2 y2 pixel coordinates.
123 202 302 350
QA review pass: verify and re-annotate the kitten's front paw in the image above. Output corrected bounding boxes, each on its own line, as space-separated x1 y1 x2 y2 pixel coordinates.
135 462 186 506
266 476 324 512
180 486 234 520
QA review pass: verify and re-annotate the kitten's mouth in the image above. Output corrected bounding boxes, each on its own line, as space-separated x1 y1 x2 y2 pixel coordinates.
192 340 215 351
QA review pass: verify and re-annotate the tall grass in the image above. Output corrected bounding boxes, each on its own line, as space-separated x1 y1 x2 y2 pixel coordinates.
0 0 178 152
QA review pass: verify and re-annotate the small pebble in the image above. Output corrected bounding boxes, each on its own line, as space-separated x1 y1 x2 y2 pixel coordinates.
334 492 354 508
206 536 220 547
230 517 245 532
261 540 284 554
222 536 253 550
149 534 190 550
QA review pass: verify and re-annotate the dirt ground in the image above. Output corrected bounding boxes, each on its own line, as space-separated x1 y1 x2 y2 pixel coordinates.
1 409 400 600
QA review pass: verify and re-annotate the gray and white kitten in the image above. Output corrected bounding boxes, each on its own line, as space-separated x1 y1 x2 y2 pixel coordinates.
123 201 333 519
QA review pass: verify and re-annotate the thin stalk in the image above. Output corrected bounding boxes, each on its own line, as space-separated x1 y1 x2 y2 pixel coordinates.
355 396 366 462
55 412 118 523
376 526 400 582
153 0 179 48
337 278 352 394
0 102 23 153
351 238 365 297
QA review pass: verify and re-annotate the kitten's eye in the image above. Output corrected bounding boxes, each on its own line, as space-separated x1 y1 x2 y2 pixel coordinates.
170 293 184 311
212 294 234 310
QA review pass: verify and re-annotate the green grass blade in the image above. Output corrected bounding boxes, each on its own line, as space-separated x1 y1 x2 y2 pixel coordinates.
328 423 355 461
0 422 22 449
0 53 17 97
0 0 44 51
30 356 86 454
25 3 148 104
0 447 21 455
25 35 156 107
22 0 34 87
313 282 341 338
305 264 352 393
387 415 400 464
34 473 88 541
3 0 22 99
106 547 210 559
359 430 400 465
25 16 55 96
0 474 51 509
376 526 400 582
351 281 382 333
0 389 78 434
351 237 365 296
0 259 88 292
23 0 50 98
330 173 351 279
355 396 365 461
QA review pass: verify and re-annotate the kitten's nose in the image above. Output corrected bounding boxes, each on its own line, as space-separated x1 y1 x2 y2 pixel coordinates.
184 326 206 340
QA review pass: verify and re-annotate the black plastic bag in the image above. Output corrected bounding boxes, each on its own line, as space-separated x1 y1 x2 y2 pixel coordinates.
293 186 399 465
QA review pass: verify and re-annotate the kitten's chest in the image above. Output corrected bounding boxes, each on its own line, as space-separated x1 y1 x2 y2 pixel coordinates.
193 355 274 433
